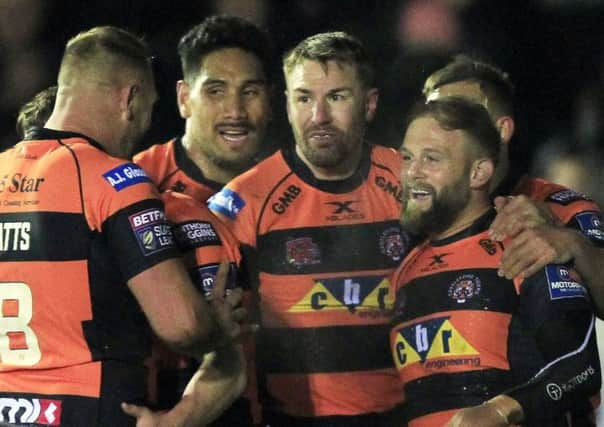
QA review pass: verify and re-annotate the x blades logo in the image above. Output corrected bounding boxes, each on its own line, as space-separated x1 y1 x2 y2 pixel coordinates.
325 201 357 214
421 253 452 272
324 200 364 221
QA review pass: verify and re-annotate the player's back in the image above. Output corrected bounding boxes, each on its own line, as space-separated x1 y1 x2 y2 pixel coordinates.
0 131 165 425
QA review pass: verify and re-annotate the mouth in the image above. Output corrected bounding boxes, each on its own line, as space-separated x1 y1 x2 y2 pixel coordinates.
406 186 434 207
217 125 253 146
306 129 339 146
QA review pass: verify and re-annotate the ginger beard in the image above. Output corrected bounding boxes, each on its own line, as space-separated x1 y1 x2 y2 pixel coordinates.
293 104 367 169
400 171 471 239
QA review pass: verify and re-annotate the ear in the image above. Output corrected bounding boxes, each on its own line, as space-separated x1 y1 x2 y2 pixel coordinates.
285 89 293 125
470 158 495 189
120 84 137 121
176 80 191 119
365 88 379 122
495 115 514 145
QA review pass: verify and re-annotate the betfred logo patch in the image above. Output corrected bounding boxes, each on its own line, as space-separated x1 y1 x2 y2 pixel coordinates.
102 163 151 191
575 211 604 242
546 265 587 300
208 188 245 219
129 208 174 256
547 189 589 205
0 397 62 425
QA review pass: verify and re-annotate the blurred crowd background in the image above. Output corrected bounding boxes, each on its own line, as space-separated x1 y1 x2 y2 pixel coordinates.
1 0 604 204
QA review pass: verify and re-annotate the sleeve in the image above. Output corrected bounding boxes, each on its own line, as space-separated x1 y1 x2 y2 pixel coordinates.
504 264 601 424
102 198 180 281
207 183 258 248
545 189 604 247
91 161 181 281
566 210 604 248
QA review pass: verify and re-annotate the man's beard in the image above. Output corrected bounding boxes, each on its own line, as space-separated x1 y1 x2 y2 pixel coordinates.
295 113 366 169
400 176 470 239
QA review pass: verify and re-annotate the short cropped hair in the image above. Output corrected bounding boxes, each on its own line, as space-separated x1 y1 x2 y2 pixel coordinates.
423 54 515 119
178 15 273 82
406 97 501 165
16 86 57 139
283 31 374 89
58 26 153 84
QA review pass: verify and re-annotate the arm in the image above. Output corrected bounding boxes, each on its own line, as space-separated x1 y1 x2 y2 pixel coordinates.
490 195 604 317
122 345 246 427
123 260 250 426
128 258 220 358
447 266 600 426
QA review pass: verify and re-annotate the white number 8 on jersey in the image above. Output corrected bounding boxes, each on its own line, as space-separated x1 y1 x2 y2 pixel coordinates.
0 282 41 366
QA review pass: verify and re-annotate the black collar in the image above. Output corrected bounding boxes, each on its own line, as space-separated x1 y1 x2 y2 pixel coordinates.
281 143 373 194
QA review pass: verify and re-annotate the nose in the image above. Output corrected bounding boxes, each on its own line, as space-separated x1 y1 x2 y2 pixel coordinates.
404 158 425 180
224 93 247 120
311 98 331 125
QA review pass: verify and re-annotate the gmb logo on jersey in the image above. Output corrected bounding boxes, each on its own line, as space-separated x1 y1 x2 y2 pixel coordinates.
392 316 479 369
129 208 174 256
288 276 393 316
208 188 245 219
575 211 604 242
103 163 151 191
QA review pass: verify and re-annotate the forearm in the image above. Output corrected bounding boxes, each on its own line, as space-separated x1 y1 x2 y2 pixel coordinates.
505 310 599 424
485 395 524 425
180 344 246 426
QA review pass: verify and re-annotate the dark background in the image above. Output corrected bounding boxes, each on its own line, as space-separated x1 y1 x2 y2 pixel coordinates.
3 0 604 184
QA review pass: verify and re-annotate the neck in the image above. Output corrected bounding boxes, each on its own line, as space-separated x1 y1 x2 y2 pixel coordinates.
295 143 363 181
45 90 119 155
181 135 237 185
432 196 491 241
490 147 510 193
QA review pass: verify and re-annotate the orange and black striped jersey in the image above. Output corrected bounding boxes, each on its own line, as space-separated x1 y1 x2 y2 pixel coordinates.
502 173 604 246
133 137 223 203
209 144 411 422
390 209 600 427
148 191 244 407
0 128 180 426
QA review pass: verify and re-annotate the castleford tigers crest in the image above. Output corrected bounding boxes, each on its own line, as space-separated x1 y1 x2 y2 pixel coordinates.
286 237 321 266
448 274 482 303
379 227 407 262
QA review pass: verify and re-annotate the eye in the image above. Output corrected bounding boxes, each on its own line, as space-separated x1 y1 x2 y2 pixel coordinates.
297 95 311 104
329 93 345 101
206 87 224 97
424 154 439 163
243 87 260 97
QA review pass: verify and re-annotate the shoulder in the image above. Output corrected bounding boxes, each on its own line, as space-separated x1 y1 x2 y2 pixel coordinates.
133 139 176 165
369 144 402 175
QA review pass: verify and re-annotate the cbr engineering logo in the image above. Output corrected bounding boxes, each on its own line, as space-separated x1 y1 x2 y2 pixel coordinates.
288 276 393 315
392 316 479 369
